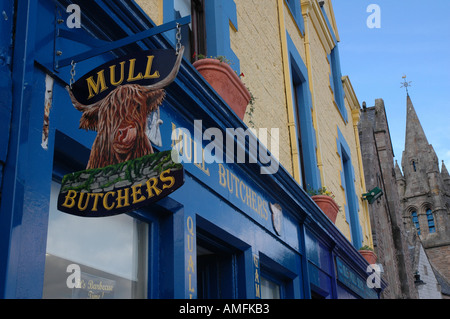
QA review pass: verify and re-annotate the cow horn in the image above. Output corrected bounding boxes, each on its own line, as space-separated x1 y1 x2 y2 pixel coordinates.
143 46 184 91
65 86 100 111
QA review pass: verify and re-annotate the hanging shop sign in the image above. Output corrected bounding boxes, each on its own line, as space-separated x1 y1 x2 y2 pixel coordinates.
57 48 185 217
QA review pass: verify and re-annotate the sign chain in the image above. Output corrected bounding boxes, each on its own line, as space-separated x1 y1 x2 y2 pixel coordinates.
176 23 182 56
70 60 77 89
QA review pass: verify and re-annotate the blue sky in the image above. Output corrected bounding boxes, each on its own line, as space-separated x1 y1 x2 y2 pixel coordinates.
332 0 450 171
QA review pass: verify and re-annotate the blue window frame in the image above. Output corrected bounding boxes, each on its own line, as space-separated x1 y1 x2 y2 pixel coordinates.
411 211 421 235
195 217 250 299
337 129 362 249
328 46 347 122
260 272 282 299
426 209 436 233
166 0 240 72
286 32 321 190
172 0 207 63
320 5 347 122
196 234 241 299
285 0 305 35
205 0 239 72
305 230 334 299
258 254 296 299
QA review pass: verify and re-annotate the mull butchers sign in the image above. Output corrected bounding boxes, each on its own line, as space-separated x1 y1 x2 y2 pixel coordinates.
57 48 185 217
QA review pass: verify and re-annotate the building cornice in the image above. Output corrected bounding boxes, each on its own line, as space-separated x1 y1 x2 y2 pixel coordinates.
326 0 340 42
301 0 335 54
342 75 360 112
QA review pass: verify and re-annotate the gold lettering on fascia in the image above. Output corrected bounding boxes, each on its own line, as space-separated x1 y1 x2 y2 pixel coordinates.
171 123 270 223
219 164 269 221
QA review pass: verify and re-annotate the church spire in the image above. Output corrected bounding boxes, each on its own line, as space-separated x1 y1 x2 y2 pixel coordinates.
442 161 450 190
401 93 439 197
394 160 404 180
404 94 430 155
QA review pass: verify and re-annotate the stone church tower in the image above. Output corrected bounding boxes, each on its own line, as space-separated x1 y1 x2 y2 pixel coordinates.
395 94 450 294
359 99 418 299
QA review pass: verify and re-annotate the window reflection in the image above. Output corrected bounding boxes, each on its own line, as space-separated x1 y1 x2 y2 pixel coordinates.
261 277 280 299
43 182 148 299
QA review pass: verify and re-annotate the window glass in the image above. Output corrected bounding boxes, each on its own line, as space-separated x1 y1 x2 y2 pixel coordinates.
43 181 148 299
411 211 421 235
292 77 307 188
261 276 281 299
196 240 237 299
426 209 436 233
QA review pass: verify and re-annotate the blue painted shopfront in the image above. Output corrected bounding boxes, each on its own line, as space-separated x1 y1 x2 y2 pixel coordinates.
0 0 384 299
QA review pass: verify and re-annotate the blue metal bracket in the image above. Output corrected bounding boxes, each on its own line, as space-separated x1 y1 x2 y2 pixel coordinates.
54 15 191 70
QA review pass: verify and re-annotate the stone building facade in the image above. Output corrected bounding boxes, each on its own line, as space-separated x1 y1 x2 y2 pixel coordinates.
358 99 417 299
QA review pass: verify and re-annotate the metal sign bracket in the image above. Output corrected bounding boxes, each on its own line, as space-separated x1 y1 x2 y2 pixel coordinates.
53 15 191 71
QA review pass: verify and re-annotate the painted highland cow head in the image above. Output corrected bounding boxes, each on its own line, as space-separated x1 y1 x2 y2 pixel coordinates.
67 50 183 170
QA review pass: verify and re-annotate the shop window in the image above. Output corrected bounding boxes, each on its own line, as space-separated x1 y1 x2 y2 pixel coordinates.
305 230 333 298
43 181 148 299
260 275 281 299
426 209 436 233
196 230 244 299
258 254 296 299
411 211 421 235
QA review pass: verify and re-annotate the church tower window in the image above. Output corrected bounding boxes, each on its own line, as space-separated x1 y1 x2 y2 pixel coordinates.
411 211 420 235
426 209 436 233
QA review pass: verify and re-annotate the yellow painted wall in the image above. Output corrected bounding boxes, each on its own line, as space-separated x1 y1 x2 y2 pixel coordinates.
232 0 293 175
134 0 162 25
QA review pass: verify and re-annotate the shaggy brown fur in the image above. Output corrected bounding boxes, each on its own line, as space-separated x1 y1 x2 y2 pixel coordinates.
69 84 165 169
68 47 184 170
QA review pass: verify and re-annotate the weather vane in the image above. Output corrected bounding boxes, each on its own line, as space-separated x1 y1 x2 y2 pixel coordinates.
401 75 412 94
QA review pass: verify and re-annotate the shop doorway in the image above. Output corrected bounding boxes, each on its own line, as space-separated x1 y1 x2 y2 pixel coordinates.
196 229 243 299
